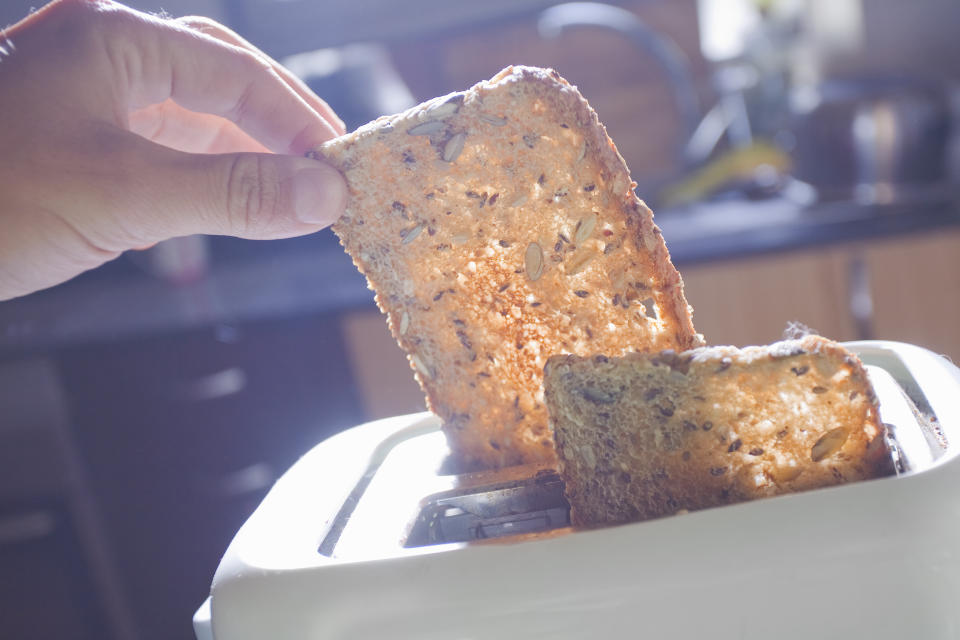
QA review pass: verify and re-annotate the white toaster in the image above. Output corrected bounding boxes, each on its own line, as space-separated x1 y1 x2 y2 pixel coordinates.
193 341 960 639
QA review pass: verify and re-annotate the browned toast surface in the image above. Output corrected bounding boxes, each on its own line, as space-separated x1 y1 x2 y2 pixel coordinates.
316 66 700 469
544 335 894 526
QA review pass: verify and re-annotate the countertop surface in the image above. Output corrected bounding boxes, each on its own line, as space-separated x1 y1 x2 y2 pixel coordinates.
657 188 960 265
2 190 958 355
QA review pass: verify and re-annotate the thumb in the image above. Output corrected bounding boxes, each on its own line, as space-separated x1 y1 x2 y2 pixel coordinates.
125 141 347 243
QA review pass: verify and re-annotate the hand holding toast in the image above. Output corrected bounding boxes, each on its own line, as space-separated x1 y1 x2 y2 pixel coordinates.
0 0 346 300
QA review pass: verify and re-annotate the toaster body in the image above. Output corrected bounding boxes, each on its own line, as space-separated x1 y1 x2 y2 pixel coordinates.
194 341 960 639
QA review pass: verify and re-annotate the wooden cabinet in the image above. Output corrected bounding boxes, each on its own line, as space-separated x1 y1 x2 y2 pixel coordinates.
679 246 856 347
680 229 960 361
340 310 426 421
862 229 960 361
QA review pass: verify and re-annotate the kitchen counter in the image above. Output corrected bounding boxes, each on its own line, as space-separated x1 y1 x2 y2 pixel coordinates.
0 236 371 355
1 191 958 355
656 188 960 265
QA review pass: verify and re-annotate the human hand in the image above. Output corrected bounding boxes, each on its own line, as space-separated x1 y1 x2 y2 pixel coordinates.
0 0 348 300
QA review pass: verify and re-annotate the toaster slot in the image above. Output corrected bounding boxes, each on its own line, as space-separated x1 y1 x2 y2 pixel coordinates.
318 427 572 557
404 470 569 547
866 365 934 474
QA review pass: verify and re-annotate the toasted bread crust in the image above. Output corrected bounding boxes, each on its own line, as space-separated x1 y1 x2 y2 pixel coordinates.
317 66 700 469
544 335 894 526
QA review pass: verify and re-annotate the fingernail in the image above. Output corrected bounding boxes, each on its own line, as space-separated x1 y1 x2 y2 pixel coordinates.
291 160 347 226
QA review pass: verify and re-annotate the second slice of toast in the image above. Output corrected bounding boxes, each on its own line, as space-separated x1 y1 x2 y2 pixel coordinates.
544 335 894 526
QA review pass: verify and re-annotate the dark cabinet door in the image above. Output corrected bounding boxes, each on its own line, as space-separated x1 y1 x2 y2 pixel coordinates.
0 503 110 640
57 312 365 640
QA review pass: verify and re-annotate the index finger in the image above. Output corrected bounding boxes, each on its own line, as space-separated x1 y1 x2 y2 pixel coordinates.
102 5 339 155
175 16 346 136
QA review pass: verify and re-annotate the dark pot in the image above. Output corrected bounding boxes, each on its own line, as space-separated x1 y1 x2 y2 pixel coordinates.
790 76 951 202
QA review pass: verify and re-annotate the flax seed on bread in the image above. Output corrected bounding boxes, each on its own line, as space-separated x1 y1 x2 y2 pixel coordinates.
544 335 894 526
315 66 701 469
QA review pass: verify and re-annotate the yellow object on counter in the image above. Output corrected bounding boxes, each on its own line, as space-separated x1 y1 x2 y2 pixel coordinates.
659 141 792 208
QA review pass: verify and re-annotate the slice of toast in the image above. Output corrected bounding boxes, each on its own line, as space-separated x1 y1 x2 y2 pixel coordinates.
314 66 701 469
543 335 894 526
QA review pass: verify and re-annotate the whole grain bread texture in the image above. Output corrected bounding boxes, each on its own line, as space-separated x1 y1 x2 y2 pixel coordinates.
314 66 701 469
544 335 894 526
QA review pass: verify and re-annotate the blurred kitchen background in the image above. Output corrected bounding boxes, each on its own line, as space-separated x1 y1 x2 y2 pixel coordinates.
1 0 959 638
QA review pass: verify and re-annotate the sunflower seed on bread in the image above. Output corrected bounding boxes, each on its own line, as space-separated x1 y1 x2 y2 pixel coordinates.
314 66 700 470
543 335 895 526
